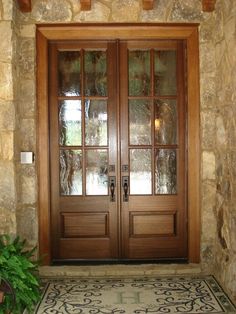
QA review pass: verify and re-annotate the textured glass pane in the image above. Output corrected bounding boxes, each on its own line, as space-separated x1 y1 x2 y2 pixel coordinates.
60 150 82 195
154 99 177 145
155 149 177 194
85 100 107 146
130 149 152 195
129 50 150 96
58 51 81 96
154 50 176 95
59 100 82 146
84 51 107 96
86 150 108 195
129 100 151 145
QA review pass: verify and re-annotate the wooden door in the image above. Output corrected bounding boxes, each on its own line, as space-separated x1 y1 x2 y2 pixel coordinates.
120 40 187 259
49 41 119 261
49 39 187 262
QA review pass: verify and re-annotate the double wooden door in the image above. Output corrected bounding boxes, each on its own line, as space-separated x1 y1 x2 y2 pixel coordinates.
49 39 187 262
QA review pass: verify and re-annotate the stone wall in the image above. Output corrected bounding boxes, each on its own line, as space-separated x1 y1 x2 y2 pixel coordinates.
0 0 235 302
0 0 17 235
214 0 236 302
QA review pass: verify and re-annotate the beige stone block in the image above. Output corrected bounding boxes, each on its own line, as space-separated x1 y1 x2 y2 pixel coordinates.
216 115 227 147
169 0 203 22
2 0 13 20
16 206 37 242
18 79 35 118
0 207 16 235
200 74 216 109
0 161 16 210
20 118 36 151
140 0 172 22
31 0 72 22
20 174 36 204
202 151 216 180
111 0 140 22
74 2 110 22
0 131 14 160
0 62 13 100
20 25 36 38
18 38 35 79
201 110 216 149
0 101 15 130
68 0 81 14
0 22 12 62
200 43 216 73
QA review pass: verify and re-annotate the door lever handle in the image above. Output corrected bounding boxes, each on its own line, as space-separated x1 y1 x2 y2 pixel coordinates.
109 176 116 202
122 176 129 202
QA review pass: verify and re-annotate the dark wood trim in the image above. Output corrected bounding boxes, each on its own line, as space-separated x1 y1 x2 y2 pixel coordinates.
37 23 200 264
17 0 31 12
202 0 216 12
142 0 154 10
81 0 91 11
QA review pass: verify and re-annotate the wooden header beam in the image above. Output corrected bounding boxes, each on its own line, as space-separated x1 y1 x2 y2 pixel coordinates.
81 0 91 11
17 0 31 12
17 0 216 13
142 0 154 10
202 0 216 12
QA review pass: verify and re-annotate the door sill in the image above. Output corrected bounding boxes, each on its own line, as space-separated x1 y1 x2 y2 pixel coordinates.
52 258 188 266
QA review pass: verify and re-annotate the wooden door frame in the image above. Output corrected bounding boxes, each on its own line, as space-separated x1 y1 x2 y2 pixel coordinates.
37 23 200 265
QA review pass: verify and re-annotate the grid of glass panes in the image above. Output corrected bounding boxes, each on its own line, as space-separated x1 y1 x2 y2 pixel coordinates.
58 50 108 196
128 49 177 195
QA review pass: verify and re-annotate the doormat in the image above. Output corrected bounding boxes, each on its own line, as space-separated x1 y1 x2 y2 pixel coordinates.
34 276 236 313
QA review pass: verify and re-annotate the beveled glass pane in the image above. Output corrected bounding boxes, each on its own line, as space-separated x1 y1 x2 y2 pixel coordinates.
60 150 82 195
154 99 177 145
155 149 177 194
59 100 82 146
86 150 108 195
129 99 151 145
58 51 81 96
85 100 107 146
84 51 107 96
154 50 176 96
130 149 152 195
129 50 150 96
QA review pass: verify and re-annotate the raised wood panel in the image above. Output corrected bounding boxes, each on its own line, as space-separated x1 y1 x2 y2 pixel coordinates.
17 0 31 12
62 213 108 237
60 238 110 259
131 212 176 237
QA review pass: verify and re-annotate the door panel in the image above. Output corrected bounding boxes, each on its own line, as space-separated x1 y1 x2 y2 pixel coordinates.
120 40 187 259
49 39 187 261
49 41 119 261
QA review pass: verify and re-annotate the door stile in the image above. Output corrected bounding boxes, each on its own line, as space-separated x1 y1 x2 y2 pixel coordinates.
49 42 61 259
119 41 129 258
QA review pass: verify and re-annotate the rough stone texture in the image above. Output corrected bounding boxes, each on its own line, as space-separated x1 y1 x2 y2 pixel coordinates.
74 2 110 22
0 0 235 304
213 0 236 302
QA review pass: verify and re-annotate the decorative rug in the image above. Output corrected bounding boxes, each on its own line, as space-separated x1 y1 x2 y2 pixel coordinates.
34 276 236 313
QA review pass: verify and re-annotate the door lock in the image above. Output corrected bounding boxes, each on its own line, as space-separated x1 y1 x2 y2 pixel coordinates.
122 176 129 202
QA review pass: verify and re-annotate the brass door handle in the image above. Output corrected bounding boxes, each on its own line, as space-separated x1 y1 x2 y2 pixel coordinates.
122 176 129 202
109 176 116 202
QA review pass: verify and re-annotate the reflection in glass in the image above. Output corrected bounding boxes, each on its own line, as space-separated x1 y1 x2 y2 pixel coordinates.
85 100 107 146
60 150 82 195
155 149 177 194
154 50 176 95
84 51 107 96
86 150 108 195
129 50 150 96
59 100 82 146
58 51 81 96
129 100 151 145
130 149 152 194
154 99 177 145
